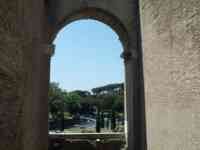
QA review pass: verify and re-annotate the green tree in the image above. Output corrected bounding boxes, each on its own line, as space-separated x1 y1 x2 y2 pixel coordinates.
49 82 67 131
49 82 65 121
65 92 81 115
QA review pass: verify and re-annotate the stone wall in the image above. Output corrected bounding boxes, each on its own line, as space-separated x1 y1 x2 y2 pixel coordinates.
140 0 200 149
0 0 49 150
0 0 24 149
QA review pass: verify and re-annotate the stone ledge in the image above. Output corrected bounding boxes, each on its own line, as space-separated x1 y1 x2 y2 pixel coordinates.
49 133 125 150
49 132 125 140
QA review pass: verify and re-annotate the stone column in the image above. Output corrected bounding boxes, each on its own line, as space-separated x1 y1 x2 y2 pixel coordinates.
22 42 54 150
122 47 146 150
122 50 138 150
121 0 147 149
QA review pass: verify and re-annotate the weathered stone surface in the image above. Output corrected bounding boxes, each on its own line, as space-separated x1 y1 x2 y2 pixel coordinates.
140 0 200 149
0 0 48 150
0 0 18 34
0 1 24 150
47 0 136 47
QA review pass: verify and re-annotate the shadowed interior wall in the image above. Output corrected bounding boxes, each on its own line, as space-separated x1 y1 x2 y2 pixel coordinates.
140 0 200 149
0 1 49 150
0 1 24 149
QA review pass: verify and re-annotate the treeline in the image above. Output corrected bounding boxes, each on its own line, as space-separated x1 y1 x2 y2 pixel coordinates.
48 82 124 132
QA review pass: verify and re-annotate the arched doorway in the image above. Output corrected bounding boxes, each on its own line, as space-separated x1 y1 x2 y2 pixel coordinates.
46 3 146 149
49 19 126 150
50 19 125 133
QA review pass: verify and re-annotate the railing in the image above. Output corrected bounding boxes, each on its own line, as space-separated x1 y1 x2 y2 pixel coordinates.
49 133 126 150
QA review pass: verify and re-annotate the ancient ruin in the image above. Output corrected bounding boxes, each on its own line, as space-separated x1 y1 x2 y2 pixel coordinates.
0 0 200 150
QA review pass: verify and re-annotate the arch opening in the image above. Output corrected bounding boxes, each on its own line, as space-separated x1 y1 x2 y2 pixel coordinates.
47 7 133 149
49 19 126 137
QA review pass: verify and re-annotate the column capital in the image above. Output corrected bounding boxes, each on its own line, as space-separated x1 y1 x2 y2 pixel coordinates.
44 44 55 56
120 50 138 62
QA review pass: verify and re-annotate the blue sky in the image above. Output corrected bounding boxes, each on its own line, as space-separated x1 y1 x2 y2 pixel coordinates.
50 19 124 91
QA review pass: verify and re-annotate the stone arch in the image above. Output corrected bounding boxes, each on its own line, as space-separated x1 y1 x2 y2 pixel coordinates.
45 1 147 150
47 6 132 147
49 7 130 52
